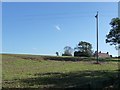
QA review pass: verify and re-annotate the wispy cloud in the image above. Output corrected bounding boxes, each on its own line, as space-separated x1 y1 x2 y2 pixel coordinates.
32 48 37 50
55 25 61 31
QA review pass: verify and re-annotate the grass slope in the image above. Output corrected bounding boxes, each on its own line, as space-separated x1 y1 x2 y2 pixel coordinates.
2 54 120 89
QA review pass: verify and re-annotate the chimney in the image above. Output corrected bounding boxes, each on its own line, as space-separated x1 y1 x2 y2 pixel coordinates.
107 52 109 54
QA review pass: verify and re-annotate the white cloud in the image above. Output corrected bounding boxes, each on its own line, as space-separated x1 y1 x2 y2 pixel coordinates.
55 25 61 31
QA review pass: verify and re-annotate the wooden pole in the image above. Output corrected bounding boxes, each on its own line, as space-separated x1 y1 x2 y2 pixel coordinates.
95 11 99 63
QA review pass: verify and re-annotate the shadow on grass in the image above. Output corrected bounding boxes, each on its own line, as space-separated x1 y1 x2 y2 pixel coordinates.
19 70 120 89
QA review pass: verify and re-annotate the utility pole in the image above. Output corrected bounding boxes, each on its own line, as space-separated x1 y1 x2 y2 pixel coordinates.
95 11 99 63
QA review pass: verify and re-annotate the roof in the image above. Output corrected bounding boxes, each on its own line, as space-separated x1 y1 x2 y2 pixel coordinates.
94 52 110 58
98 53 110 58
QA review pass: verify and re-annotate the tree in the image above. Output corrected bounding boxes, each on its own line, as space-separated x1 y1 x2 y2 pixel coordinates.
106 18 120 47
56 52 59 56
74 41 93 57
62 46 73 56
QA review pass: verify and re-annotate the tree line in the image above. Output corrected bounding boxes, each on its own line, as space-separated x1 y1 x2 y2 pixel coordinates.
61 41 93 57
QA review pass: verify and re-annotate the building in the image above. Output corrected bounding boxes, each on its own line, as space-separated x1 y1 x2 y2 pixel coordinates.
94 51 110 58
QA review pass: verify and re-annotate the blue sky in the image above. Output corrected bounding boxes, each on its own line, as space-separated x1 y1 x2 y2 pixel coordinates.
2 0 119 2
2 2 118 56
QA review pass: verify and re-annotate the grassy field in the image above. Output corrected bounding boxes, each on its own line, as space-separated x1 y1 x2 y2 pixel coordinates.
2 54 120 89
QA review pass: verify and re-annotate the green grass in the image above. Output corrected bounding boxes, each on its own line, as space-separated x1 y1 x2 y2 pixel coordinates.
2 54 120 89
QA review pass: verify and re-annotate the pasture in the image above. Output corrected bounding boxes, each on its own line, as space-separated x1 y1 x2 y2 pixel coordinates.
2 54 120 89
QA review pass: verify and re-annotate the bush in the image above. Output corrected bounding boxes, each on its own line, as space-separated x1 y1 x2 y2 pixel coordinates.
62 53 72 56
74 51 92 57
